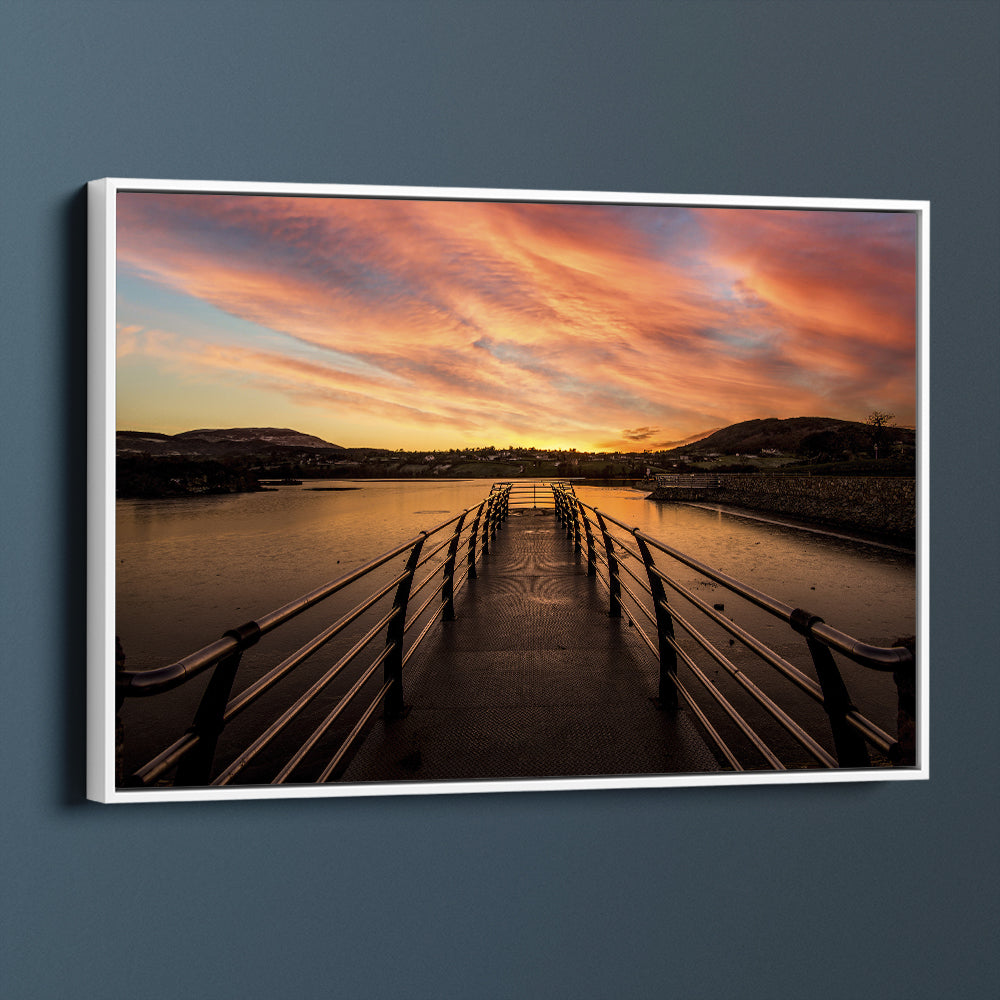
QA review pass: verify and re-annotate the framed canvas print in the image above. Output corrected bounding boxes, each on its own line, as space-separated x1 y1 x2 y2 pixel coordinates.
88 179 929 803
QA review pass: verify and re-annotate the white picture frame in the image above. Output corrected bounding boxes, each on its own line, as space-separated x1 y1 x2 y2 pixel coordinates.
88 178 929 803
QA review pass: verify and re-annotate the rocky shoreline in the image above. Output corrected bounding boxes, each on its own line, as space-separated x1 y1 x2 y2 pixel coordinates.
648 474 916 545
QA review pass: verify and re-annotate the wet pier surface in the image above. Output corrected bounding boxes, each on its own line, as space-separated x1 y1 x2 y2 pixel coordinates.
341 509 721 784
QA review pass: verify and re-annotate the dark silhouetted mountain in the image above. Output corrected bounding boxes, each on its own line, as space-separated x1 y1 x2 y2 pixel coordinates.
664 416 915 457
117 427 344 458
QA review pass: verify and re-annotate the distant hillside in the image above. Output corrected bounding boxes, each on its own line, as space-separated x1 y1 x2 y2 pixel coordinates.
117 427 343 458
665 416 915 458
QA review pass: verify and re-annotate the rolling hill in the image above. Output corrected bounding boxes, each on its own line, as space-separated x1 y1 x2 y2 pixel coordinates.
117 427 344 458
664 416 915 458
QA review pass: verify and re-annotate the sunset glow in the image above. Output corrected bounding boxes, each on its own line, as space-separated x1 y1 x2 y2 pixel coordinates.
116 192 918 451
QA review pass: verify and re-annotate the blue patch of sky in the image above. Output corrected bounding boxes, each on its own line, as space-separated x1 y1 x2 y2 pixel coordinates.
608 204 711 263
116 272 404 384
472 336 560 378
813 209 916 238
474 338 640 415
141 195 437 313
471 338 609 401
699 323 782 355
132 195 272 259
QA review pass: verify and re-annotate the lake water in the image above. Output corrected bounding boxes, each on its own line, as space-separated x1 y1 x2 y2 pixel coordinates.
115 479 917 775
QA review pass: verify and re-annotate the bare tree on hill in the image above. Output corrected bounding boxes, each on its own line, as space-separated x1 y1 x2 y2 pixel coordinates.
865 410 895 460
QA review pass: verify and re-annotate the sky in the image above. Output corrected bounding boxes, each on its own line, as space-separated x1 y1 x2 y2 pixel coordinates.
115 191 918 452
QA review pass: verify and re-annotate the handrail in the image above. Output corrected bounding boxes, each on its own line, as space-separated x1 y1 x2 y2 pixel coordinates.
551 484 916 770
502 480 573 510
116 486 510 787
118 538 419 697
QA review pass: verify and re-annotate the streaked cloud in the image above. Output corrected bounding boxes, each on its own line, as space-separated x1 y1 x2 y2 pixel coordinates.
116 193 918 450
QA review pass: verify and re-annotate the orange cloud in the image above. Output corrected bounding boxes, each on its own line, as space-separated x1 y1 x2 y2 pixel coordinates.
115 194 919 447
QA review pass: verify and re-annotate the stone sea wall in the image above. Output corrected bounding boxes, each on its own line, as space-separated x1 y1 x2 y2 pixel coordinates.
649 475 916 540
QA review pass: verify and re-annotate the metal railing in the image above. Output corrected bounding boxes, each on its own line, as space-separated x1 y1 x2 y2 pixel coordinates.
116 483 512 788
552 484 916 770
500 480 572 511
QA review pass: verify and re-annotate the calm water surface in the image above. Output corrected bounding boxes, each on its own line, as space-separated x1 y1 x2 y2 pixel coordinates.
116 479 916 769
116 480 496 668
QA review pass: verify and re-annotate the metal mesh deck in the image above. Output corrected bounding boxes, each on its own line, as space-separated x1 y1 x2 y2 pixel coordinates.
340 509 721 784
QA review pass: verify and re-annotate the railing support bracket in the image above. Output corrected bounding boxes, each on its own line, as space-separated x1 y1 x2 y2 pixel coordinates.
791 607 870 767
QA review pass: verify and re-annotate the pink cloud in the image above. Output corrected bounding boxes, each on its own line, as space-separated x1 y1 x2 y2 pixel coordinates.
116 194 919 446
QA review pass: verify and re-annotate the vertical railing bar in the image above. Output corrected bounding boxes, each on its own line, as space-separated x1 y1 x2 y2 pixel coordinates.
594 509 622 618
578 500 597 576
211 606 399 785
442 508 470 621
490 486 501 540
667 602 838 768
466 498 486 578
383 534 426 719
889 636 917 765
481 490 494 557
791 609 871 767
633 533 679 710
174 620 260 785
114 638 126 787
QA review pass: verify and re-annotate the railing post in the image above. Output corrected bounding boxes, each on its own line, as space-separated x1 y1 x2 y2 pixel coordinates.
634 534 679 710
175 619 260 785
114 636 126 787
467 500 485 578
384 534 426 719
889 636 916 766
790 609 870 767
488 487 501 541
571 498 582 553
441 509 469 621
577 500 597 576
594 510 621 618
481 491 494 557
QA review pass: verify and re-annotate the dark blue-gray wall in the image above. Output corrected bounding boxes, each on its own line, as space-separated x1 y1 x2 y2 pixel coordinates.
2 2 997 997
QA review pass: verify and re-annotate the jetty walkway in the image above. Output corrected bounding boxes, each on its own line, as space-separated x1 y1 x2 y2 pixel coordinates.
113 481 917 792
340 509 719 782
